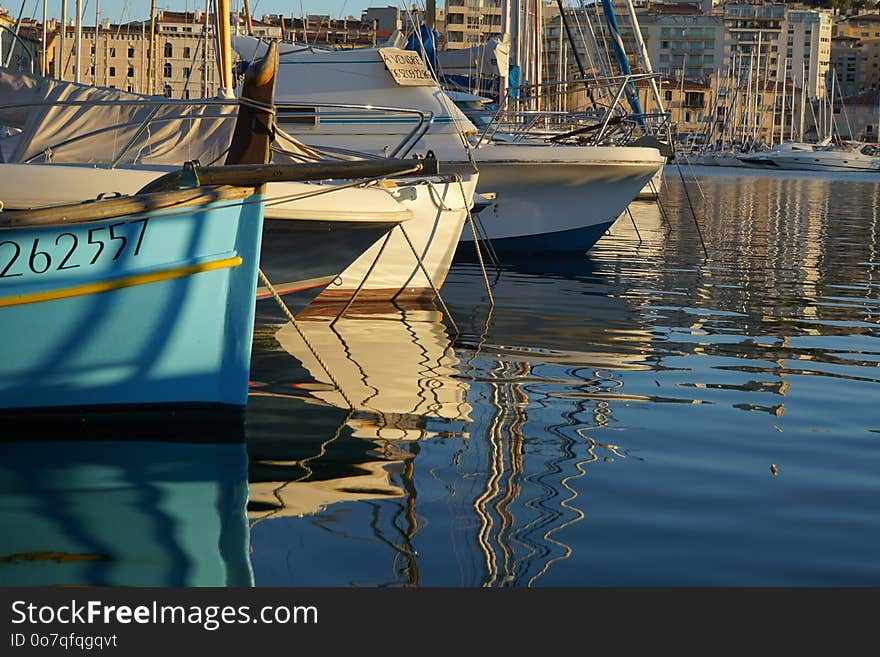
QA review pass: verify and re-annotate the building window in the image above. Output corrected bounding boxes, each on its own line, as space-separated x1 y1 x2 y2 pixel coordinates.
109 47 116 57
109 66 116 76
164 84 172 97
128 46 135 57
183 47 191 58
128 66 134 77
664 90 673 102
164 42 173 58
164 63 172 77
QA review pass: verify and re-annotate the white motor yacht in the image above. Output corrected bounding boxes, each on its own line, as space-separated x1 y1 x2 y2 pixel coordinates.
737 141 880 172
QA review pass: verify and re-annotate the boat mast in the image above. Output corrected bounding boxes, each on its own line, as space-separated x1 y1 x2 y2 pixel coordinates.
799 61 806 141
74 0 82 83
769 58 778 147
148 0 156 94
789 65 795 141
751 31 761 146
621 0 664 118
242 0 254 36
203 0 209 97
828 70 835 141
216 0 235 98
500 0 511 106
41 0 47 75
533 0 542 111
779 59 786 144
93 0 99 86
743 46 753 148
598 0 646 130
59 0 66 79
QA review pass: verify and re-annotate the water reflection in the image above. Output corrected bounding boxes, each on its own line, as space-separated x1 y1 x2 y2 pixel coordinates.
245 304 468 585
244 394 423 586
275 303 472 439
602 169 880 406
250 171 880 586
0 421 251 587
245 252 660 586
7 170 879 587
435 254 654 585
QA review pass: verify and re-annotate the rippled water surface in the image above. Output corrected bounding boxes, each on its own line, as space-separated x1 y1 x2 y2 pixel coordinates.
3 167 879 586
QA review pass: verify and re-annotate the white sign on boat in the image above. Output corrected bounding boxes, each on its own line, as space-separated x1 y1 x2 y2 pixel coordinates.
377 48 435 87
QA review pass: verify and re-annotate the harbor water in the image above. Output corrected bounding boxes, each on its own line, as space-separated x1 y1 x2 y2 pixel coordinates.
2 166 879 586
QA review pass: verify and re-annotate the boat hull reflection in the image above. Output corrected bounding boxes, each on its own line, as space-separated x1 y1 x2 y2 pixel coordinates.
0 429 251 587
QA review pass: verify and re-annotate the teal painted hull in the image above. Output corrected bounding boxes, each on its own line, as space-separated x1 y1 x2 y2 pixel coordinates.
0 193 264 409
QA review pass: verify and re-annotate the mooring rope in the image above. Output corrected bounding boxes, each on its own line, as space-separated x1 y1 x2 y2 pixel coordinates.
257 267 355 409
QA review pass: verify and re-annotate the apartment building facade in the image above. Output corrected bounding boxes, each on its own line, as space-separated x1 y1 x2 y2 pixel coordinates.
639 10 726 82
783 9 832 99
48 10 287 98
444 0 503 50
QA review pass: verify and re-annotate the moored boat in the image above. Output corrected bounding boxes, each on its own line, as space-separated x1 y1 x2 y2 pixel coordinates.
232 37 664 255
0 183 265 410
737 141 880 172
0 42 445 308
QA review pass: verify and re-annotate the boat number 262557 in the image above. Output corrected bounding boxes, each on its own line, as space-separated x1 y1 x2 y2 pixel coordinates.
0 218 149 278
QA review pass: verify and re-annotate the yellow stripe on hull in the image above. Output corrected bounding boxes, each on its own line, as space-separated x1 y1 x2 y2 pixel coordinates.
0 256 242 308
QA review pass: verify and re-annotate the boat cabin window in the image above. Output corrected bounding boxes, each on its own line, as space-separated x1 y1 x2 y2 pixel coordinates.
860 144 880 156
277 106 319 128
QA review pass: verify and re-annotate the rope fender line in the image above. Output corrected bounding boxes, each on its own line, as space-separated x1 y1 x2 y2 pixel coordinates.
459 177 495 307
257 267 355 409
393 222 460 337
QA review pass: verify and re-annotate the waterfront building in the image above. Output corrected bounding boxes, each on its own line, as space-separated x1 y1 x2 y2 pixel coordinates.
444 0 503 50
829 88 880 141
830 35 863 97
49 11 223 97
272 14 385 46
783 9 832 100
638 6 726 83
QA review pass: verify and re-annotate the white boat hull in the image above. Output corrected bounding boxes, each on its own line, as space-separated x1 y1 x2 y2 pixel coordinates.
314 173 476 303
636 167 664 200
738 151 880 172
457 145 664 252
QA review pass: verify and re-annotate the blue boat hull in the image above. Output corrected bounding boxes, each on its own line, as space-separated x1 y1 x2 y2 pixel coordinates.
0 192 264 410
459 220 614 255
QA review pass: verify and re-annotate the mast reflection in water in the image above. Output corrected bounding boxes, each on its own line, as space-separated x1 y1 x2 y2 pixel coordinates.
247 169 880 586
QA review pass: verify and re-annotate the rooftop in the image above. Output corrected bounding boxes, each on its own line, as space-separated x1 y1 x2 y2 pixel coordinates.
844 88 880 105
647 3 703 15
843 13 880 23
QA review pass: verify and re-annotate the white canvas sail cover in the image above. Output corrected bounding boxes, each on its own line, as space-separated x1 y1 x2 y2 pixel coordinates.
0 67 320 165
